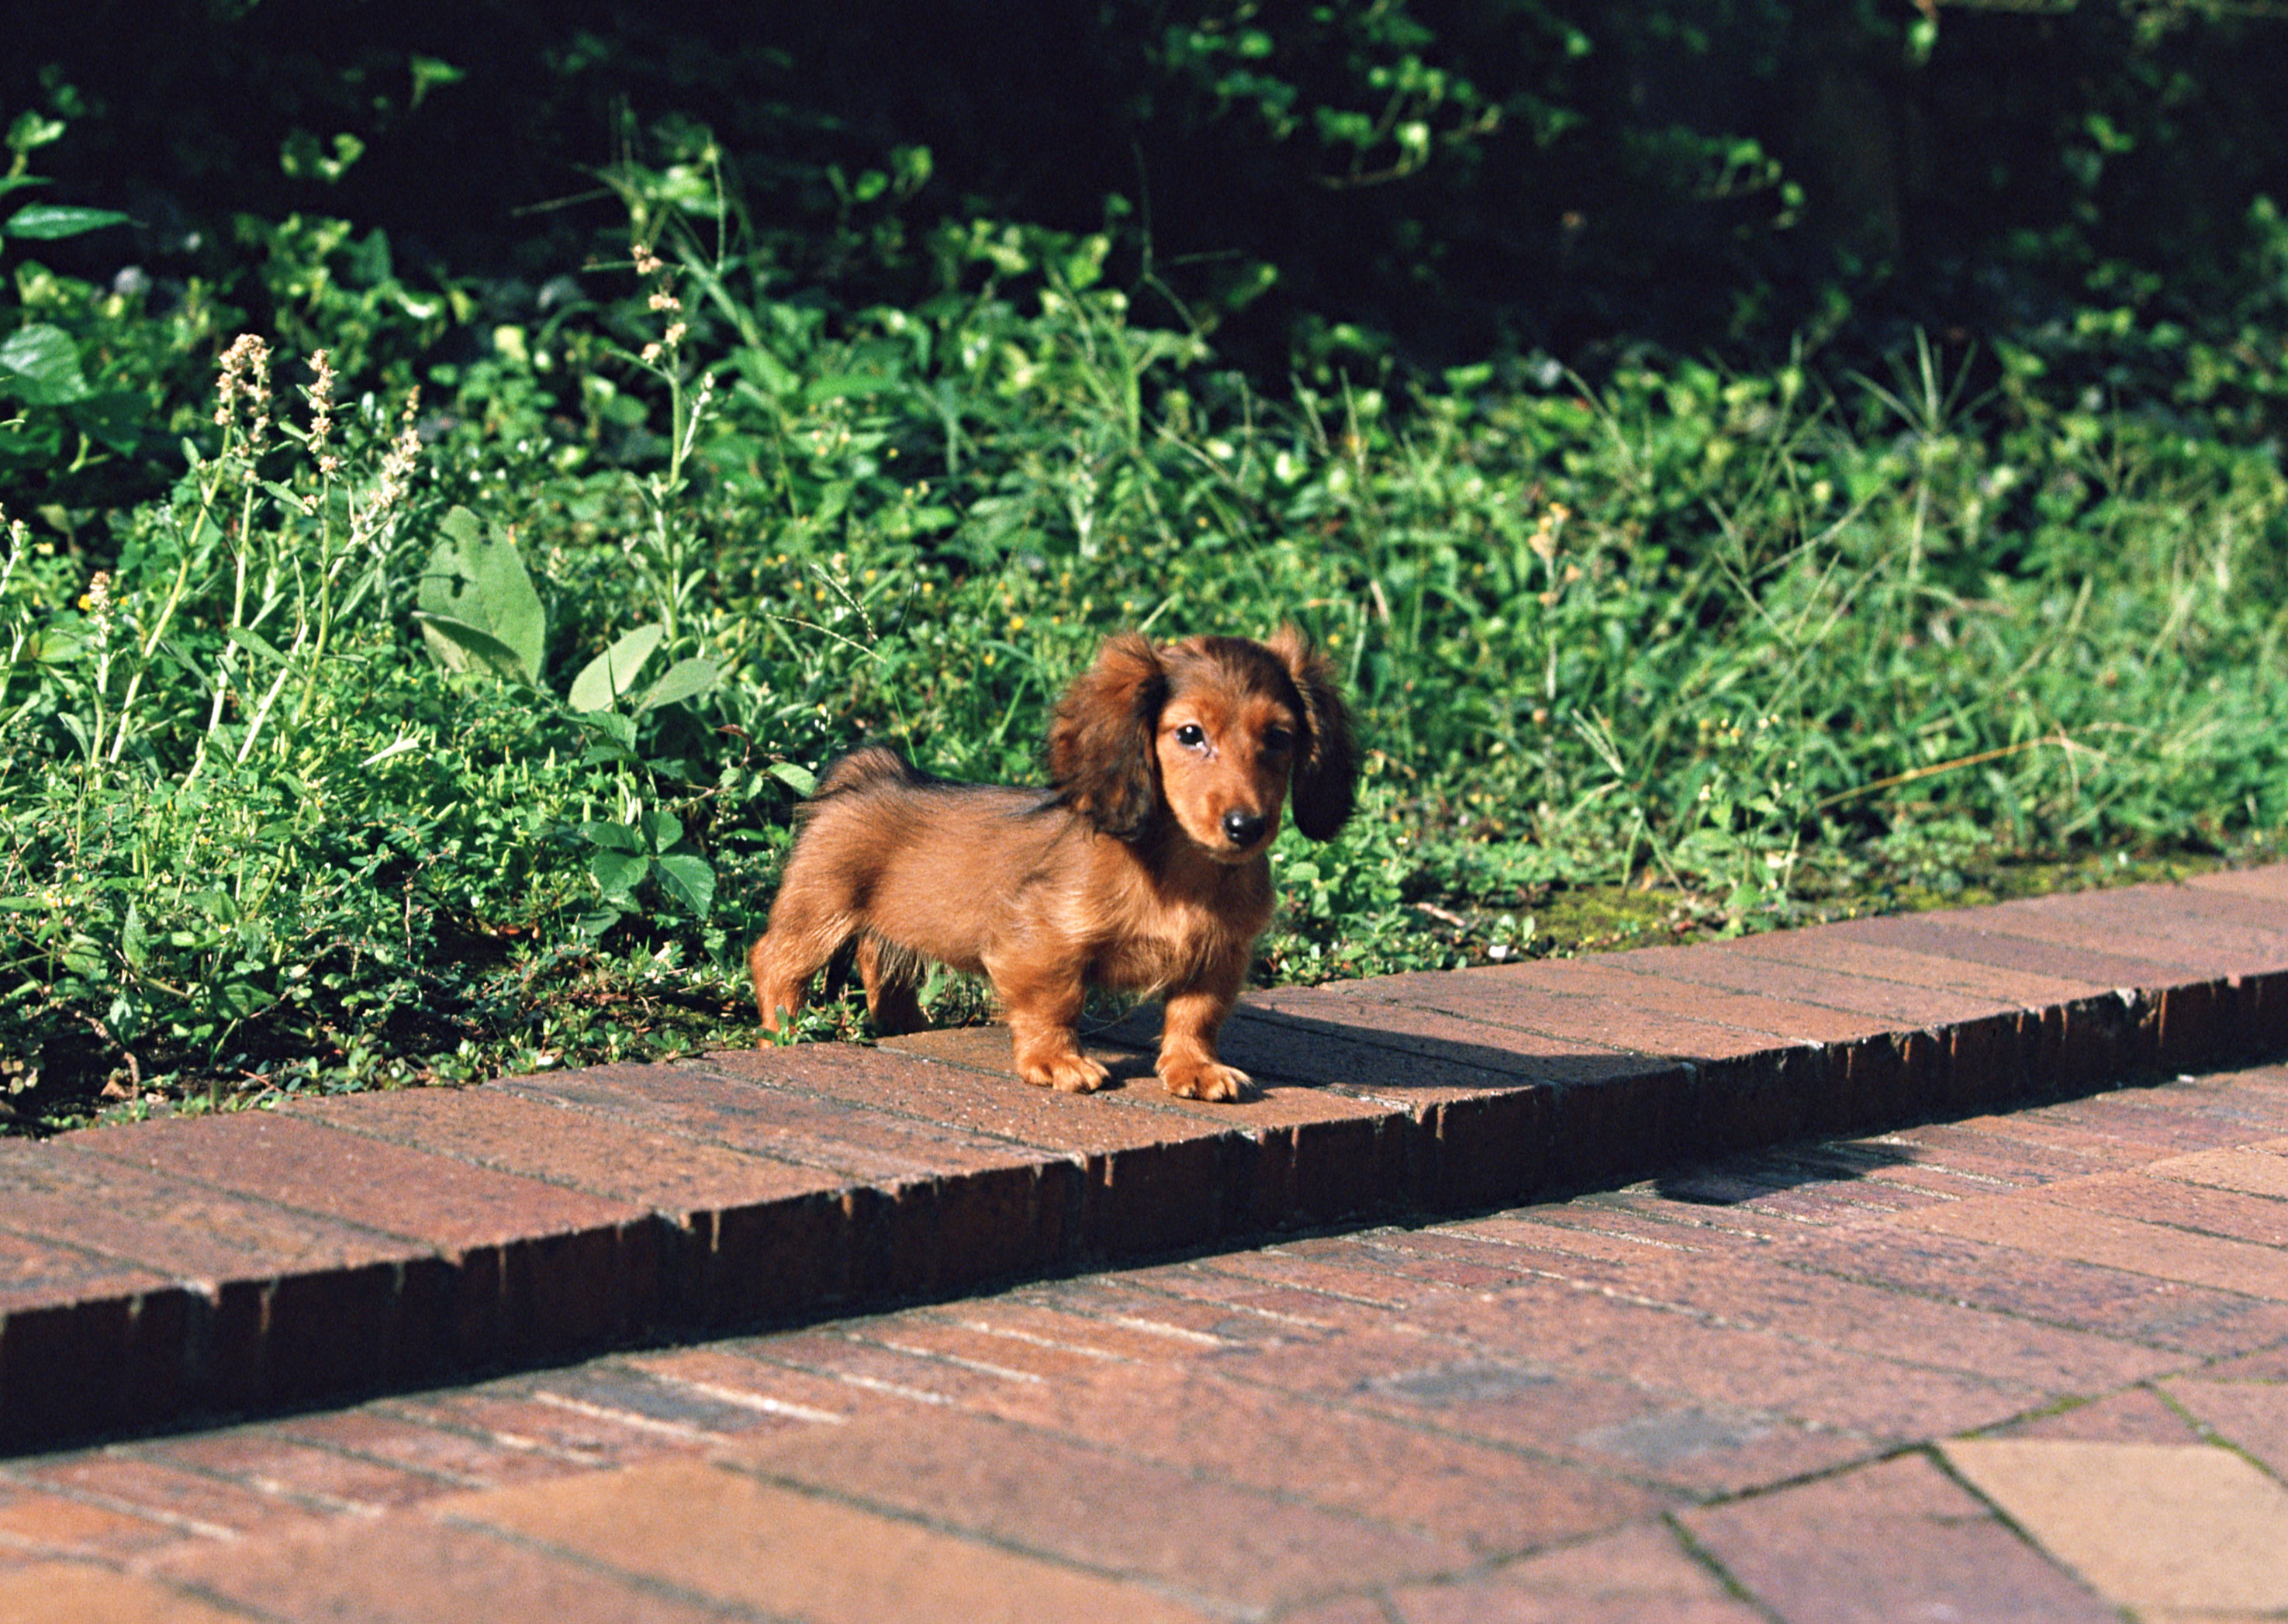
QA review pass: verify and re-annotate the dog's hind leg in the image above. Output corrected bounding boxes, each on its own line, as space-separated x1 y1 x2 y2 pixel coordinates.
748 893 855 1038
855 935 928 1035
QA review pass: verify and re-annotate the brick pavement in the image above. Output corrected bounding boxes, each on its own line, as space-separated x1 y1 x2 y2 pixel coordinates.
3 866 2283 1457
0 867 2285 1616
2 1059 2285 1619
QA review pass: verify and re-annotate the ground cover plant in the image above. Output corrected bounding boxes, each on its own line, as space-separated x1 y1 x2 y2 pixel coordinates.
4 9 2286 1129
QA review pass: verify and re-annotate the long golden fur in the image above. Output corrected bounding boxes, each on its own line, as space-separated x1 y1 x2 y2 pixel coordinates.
747 629 1357 1100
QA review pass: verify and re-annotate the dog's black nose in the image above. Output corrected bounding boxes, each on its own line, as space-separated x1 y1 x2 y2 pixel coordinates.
1222 810 1268 848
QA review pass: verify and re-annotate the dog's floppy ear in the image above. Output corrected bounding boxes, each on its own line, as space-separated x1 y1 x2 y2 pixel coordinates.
1049 632 1167 838
1267 626 1358 841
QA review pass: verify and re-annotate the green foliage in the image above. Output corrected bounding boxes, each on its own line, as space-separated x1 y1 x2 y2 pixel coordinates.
5 26 2288 1128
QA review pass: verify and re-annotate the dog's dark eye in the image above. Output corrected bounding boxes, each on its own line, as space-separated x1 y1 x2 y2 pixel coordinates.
1261 725 1294 755
1173 723 1208 750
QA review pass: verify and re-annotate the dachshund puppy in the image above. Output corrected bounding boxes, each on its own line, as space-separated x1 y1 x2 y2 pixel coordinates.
748 629 1357 1100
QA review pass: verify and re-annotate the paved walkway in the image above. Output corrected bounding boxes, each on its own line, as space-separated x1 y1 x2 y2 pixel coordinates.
1 868 2285 1619
5 1061 2288 1621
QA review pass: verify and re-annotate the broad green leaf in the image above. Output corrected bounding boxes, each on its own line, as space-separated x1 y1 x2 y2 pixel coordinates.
654 853 714 918
634 655 719 714
588 848 650 902
415 507 545 682
3 204 130 240
0 323 90 405
577 821 645 853
412 611 531 682
568 622 663 712
577 710 640 757
575 906 624 939
641 809 683 851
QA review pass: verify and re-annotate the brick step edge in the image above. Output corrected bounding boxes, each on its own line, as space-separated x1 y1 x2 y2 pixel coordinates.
5 868 2287 1453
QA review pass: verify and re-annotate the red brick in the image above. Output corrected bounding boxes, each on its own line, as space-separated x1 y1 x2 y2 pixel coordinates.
1731 922 2100 1003
1002 1270 1322 1349
268 1405 591 1492
1823 915 2175 1083
2041 1170 2288 1248
1833 909 2193 983
1245 983 1658 1085
1081 1017 1422 1228
156 1505 731 1624
721 1402 1471 1610
0 1277 192 1450
19 1452 320 1543
142 1426 474 1515
1937 1108 2178 1172
1377 1522 1765 1624
846 1309 1130 1384
285 1083 880 1330
1771 1219 2288 1356
1239 990 1716 1194
2200 1344 2288 1380
920 1294 1239 1367
1381 966 1858 1158
282 1081 844 1217
2018 1090 2270 1154
1623 939 2018 1030
1896 1188 2288 1300
1255 1315 1870 1494
619 1342 878 1425
1368 1219 2176 1398
1865 1118 2139 1187
1957 887 2287 971
0 1483 188 1565
2187 863 2288 904
510 1056 1076 1301
2161 1377 2288 1481
955 1354 1677 1552
445 1455 1225 1623
69 1113 661 1367
524 1360 822 1444
1680 1452 2119 1623
1415 1270 2053 1444
1988 1385 2210 1446
503 1052 1018 1180
711 1038 1266 1266
0 1137 449 1421
2055 879 2288 953
0 1565 250 1624
733 1323 1049 1408
372 1385 707 1471
1613 942 2051 1122
69 1111 644 1252
876 1018 1153 1085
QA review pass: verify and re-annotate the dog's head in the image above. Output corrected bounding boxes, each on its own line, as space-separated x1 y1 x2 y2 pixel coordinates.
1048 628 1357 859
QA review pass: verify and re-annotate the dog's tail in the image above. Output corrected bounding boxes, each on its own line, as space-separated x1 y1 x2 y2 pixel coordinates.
797 745 928 823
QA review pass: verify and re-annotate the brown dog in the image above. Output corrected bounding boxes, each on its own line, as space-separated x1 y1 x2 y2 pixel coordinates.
748 629 1357 1100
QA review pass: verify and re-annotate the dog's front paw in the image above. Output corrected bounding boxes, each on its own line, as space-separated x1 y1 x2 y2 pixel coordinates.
1160 1059 1252 1102
1022 1051 1112 1094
